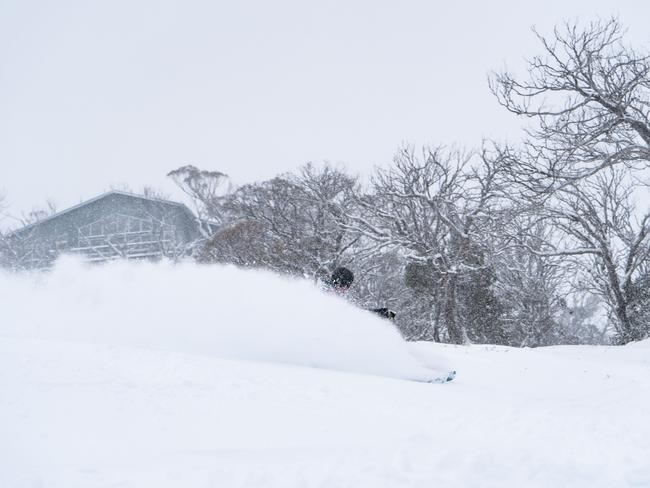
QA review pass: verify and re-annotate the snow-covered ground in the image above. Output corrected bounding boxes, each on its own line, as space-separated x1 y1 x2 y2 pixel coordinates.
1 259 649 487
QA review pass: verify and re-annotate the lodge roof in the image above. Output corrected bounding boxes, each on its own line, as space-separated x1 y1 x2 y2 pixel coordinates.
10 190 196 236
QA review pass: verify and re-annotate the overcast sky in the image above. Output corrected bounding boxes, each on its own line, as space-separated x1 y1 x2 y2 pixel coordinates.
1 0 649 225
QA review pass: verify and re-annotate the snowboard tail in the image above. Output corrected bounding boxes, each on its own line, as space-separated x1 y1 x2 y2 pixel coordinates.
419 370 456 384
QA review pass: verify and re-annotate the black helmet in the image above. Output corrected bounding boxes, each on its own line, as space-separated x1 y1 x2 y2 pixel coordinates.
330 266 354 289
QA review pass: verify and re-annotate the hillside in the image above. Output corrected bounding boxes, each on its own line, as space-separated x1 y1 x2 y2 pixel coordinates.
1 259 649 487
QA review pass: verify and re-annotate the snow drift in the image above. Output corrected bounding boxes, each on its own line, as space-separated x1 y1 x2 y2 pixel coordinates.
0 257 445 381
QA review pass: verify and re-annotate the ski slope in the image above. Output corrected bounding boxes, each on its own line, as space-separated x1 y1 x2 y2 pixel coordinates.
1 259 649 487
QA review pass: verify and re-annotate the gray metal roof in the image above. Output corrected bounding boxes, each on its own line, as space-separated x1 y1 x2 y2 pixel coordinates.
9 190 197 236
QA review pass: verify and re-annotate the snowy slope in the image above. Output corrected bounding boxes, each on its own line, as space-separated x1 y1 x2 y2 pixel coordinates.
1 260 649 487
1 258 449 382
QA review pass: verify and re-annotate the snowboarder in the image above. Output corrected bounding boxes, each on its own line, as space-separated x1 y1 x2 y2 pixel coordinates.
324 267 396 321
324 266 454 383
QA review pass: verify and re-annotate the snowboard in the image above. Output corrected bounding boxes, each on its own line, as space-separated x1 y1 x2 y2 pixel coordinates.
423 370 456 384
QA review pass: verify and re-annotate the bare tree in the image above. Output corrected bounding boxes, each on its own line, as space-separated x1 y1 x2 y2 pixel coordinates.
202 163 361 280
491 18 650 192
19 199 57 227
489 18 650 343
167 165 232 231
0 195 60 269
347 146 508 344
495 216 577 346
513 168 650 343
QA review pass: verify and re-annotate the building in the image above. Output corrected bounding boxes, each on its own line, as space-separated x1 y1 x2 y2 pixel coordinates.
6 191 213 268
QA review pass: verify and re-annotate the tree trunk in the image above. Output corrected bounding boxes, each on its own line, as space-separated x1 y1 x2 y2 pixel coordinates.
603 255 639 344
444 274 465 344
613 301 643 343
431 303 442 343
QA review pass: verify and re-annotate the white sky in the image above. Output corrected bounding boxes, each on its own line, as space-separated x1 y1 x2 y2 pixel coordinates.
1 0 649 225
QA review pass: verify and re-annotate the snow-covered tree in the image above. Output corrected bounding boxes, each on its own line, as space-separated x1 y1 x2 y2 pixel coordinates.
347 145 508 344
494 217 575 346
201 163 361 280
504 166 650 343
491 18 650 191
491 18 650 344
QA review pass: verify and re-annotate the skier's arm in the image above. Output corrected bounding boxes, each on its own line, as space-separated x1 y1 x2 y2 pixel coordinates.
369 308 396 320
